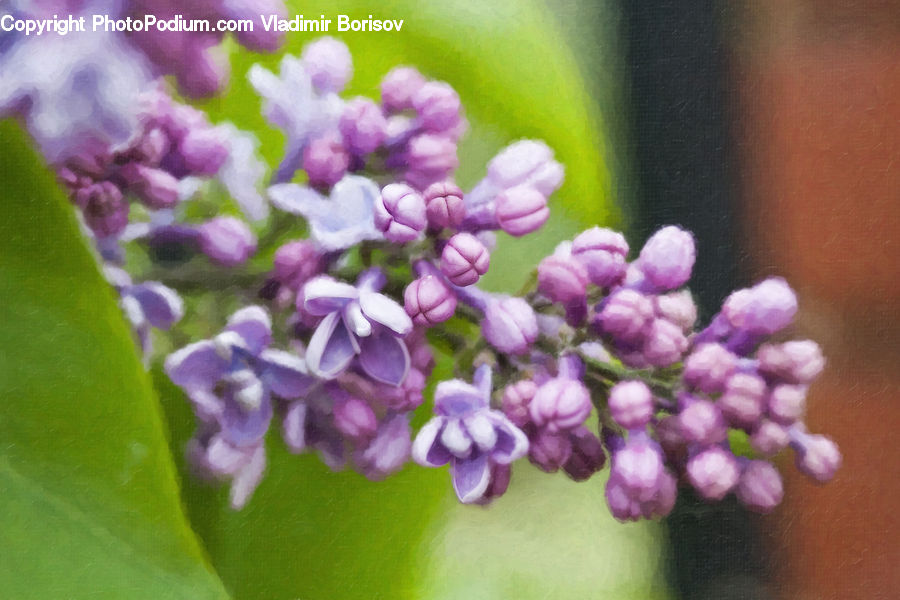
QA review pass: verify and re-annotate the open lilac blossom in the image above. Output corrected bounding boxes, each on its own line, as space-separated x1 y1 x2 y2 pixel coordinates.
412 365 528 503
302 269 413 385
269 176 383 251
105 265 182 356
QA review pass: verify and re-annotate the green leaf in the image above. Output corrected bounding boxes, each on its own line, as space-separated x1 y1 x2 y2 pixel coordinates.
0 121 229 600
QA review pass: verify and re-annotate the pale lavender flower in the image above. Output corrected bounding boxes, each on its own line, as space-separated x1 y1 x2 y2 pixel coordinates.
354 413 413 480
301 36 353 94
302 269 413 385
268 175 383 251
412 365 528 503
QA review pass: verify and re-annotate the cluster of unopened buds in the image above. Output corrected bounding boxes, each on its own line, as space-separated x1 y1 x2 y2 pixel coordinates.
52 36 839 518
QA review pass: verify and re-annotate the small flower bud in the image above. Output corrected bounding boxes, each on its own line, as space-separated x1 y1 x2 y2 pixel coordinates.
537 252 589 304
405 134 458 189
654 290 698 332
412 81 462 133
301 36 353 93
596 289 655 345
736 460 784 513
563 426 606 481
197 217 257 267
482 296 538 355
571 227 629 287
686 446 740 501
333 396 378 441
502 380 538 428
679 399 728 446
683 343 738 394
793 432 841 483
638 226 696 291
643 318 689 367
750 419 790 456
179 127 228 175
529 378 592 433
303 133 350 188
486 140 564 197
441 233 490 286
122 164 179 209
494 185 549 237
273 240 322 292
381 66 426 113
340 97 387 155
609 381 654 430
81 181 129 238
375 183 427 243
423 181 465 229
611 437 666 500
768 384 807 424
757 340 825 385
719 372 767 427
529 428 573 472
723 277 797 335
404 275 457 326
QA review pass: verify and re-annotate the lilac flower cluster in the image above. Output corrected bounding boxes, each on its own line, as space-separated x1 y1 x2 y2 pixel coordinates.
24 32 838 518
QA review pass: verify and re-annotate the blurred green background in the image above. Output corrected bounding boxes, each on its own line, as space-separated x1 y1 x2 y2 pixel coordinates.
0 1 674 599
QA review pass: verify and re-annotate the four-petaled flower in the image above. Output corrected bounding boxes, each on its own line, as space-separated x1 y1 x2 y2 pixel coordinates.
412 365 529 503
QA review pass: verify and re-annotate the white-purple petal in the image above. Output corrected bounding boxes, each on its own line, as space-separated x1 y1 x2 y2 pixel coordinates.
306 312 359 379
282 400 308 453
357 327 410 386
128 282 183 330
434 380 487 416
441 419 473 457
225 306 272 356
343 301 372 337
487 414 529 465
219 392 273 448
451 454 492 504
303 277 359 315
359 291 413 336
165 340 228 391
268 183 328 216
229 443 266 510
412 418 448 467
464 413 498 452
257 349 317 399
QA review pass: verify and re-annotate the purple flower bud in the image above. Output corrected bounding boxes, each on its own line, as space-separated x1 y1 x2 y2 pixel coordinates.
719 372 767 427
723 277 798 335
412 81 462 133
538 252 589 304
197 217 257 267
683 343 738 394
494 185 549 237
679 399 728 446
768 384 807 424
486 140 564 197
482 296 538 355
502 380 537 428
131 127 169 165
643 318 689 367
375 183 427 243
404 134 458 189
303 133 350 188
571 227 629 287
563 426 606 481
301 36 352 93
792 431 841 483
81 181 128 238
611 435 666 501
340 97 387 155
333 396 378 442
404 275 457 326
596 289 655 345
441 233 490 286
750 419 790 457
654 290 698 332
757 340 825 385
423 181 465 229
179 127 229 175
381 66 426 113
273 240 323 292
122 164 180 209
609 381 655 430
638 226 696 291
529 378 592 433
686 446 740 500
355 413 412 480
736 460 784 513
528 428 573 472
